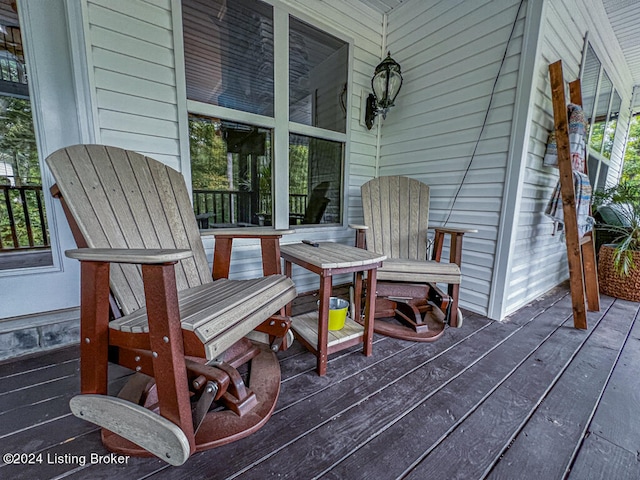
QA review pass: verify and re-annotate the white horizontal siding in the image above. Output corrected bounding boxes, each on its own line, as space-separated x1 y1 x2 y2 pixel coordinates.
381 0 527 316
84 0 182 164
503 0 636 316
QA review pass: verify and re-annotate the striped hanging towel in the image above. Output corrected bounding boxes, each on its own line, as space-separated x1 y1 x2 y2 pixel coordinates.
543 103 587 171
545 170 594 237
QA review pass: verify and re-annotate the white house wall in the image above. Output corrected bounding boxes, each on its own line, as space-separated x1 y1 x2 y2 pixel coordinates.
382 0 529 317
502 0 634 317
81 0 184 169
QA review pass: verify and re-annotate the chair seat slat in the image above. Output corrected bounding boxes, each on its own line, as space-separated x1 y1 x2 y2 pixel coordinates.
109 275 296 359
377 258 461 284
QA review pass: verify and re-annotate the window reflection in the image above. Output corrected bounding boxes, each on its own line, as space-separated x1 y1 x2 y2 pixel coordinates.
289 134 343 225
589 71 612 154
289 17 348 133
602 91 621 159
189 116 273 228
580 45 600 122
183 0 274 116
183 3 348 229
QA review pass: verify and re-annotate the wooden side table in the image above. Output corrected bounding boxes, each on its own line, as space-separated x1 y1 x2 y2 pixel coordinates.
280 242 386 375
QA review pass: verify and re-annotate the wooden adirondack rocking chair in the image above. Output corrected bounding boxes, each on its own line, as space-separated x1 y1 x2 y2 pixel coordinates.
352 176 476 342
46 145 297 465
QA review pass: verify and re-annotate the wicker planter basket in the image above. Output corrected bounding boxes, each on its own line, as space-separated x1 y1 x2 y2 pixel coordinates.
598 244 640 302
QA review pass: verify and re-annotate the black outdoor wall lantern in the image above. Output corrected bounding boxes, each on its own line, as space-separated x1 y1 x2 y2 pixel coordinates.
364 52 403 130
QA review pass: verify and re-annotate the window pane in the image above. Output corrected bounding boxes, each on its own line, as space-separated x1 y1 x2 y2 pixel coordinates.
587 153 598 186
581 45 600 122
289 134 343 225
183 0 274 116
597 163 609 190
189 116 273 228
289 17 348 133
589 71 612 154
602 90 621 159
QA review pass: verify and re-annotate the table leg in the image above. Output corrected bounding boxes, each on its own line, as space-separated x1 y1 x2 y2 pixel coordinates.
362 267 377 356
354 271 363 322
317 274 332 376
284 260 293 317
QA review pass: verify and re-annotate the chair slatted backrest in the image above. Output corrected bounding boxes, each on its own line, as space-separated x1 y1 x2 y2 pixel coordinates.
361 176 430 261
46 145 212 315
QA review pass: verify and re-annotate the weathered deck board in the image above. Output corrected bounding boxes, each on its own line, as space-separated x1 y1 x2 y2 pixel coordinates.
487 298 638 480
219 318 497 479
145 315 490 480
568 434 640 480
0 286 639 480
323 288 592 479
568 304 640 480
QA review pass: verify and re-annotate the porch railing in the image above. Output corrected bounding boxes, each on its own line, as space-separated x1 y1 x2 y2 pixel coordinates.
0 185 50 251
193 189 308 228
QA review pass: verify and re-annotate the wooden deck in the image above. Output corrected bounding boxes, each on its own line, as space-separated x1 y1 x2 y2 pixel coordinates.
1 284 639 479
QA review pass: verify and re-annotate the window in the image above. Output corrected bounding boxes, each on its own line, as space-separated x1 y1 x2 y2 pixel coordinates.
580 41 622 191
182 0 348 229
588 71 612 155
0 2 51 264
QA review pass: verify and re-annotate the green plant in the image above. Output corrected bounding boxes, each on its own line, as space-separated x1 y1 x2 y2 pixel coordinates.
593 181 640 276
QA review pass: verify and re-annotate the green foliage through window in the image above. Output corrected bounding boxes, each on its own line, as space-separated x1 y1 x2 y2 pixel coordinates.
621 115 640 189
0 95 49 250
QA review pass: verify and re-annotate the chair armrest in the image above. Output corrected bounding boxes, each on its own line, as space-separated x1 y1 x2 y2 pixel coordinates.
65 248 194 264
211 229 295 279
349 225 368 249
202 227 295 238
348 224 368 231
429 226 478 235
428 227 476 266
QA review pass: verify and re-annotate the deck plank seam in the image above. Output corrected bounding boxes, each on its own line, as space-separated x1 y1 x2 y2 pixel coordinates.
239 294 575 479
274 340 428 414
0 359 79 381
485 299 623 479
279 336 391 384
0 413 71 442
275 318 493 414
556 302 640 479
241 314 554 479
0 374 77 398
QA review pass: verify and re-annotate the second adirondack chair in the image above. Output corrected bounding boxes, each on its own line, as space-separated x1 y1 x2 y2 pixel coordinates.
352 175 476 342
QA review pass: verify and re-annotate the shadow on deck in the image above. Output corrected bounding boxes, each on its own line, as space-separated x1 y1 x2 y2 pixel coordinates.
0 284 639 479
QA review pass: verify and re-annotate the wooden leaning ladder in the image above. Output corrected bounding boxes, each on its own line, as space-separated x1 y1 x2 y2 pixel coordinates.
548 60 600 329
